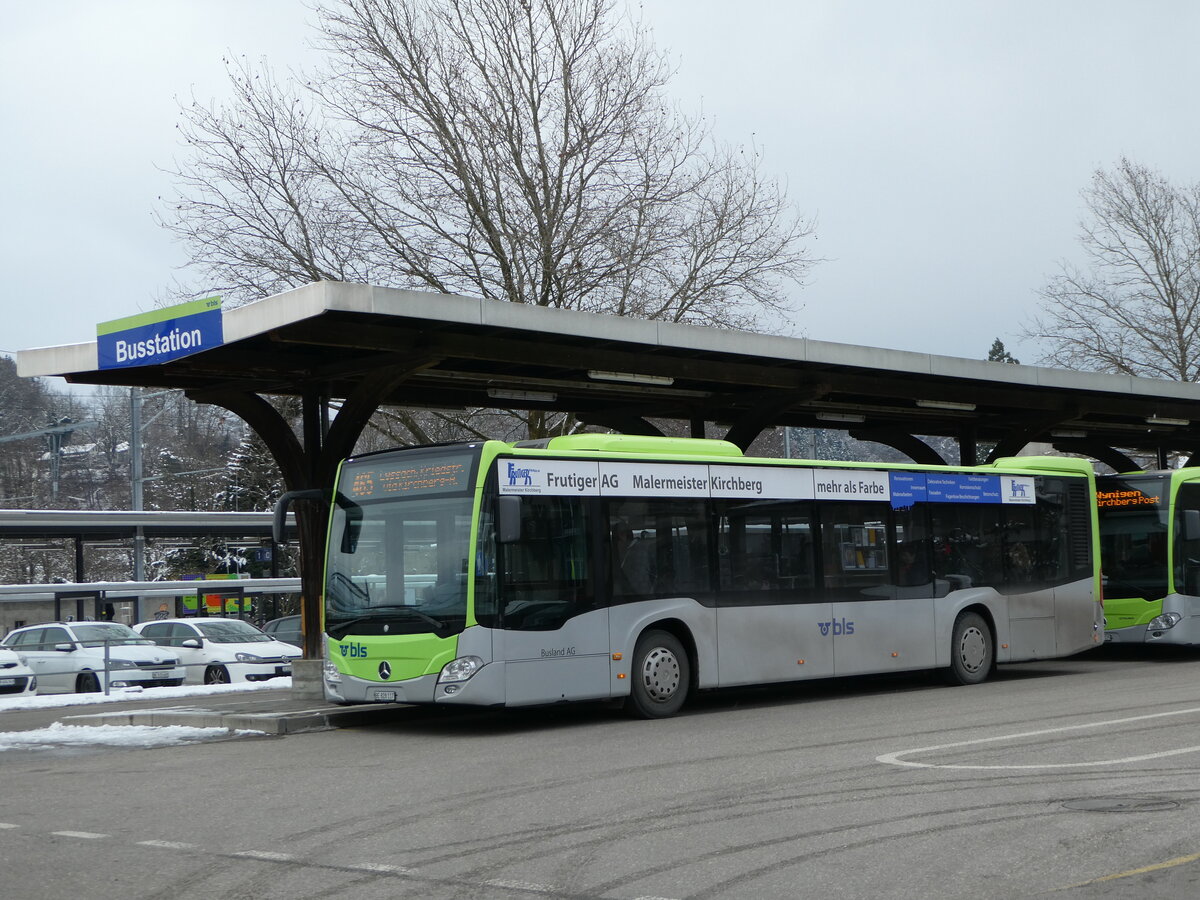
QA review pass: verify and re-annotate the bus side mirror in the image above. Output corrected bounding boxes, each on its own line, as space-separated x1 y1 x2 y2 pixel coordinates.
1186 509 1200 542
498 495 522 544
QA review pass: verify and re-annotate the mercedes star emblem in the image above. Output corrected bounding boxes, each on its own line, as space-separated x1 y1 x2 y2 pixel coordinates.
378 661 392 680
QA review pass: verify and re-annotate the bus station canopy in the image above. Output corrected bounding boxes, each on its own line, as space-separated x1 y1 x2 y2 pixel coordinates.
17 281 1200 471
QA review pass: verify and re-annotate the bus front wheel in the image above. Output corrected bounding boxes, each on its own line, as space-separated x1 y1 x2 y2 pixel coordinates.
947 611 993 685
626 629 690 719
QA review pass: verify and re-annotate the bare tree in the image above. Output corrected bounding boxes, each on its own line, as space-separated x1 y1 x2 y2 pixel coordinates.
161 0 815 331
1029 158 1200 380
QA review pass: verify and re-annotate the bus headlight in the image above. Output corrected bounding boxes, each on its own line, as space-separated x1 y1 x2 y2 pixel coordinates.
323 658 343 684
439 656 483 683
1148 612 1183 631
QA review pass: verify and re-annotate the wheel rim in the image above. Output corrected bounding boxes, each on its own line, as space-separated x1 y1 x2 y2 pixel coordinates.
639 645 681 702
206 667 229 685
958 626 987 673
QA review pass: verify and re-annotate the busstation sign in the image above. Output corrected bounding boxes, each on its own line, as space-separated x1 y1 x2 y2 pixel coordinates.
97 297 223 369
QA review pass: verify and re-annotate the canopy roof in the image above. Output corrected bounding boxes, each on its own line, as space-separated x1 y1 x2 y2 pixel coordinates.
18 281 1200 468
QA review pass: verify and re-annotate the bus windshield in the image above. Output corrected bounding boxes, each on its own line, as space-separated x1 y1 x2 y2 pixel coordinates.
324 449 479 639
1097 475 1169 600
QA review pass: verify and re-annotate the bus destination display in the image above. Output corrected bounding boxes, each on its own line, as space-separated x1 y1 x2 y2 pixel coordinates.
345 453 474 499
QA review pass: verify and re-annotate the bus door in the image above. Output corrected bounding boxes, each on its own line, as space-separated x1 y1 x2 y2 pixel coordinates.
822 503 936 675
494 494 612 705
714 500 834 684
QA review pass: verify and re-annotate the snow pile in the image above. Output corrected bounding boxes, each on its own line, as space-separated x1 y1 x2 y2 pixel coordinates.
0 721 263 751
0 677 290 713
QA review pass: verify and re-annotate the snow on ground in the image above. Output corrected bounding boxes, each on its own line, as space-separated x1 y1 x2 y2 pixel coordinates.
0 677 290 712
0 680 288 751
0 721 265 751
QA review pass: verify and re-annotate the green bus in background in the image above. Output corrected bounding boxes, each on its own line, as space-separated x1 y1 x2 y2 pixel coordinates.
1097 469 1200 645
311 434 1102 718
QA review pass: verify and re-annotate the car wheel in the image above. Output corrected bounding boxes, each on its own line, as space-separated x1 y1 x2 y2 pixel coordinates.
204 665 232 685
625 629 690 719
76 671 101 693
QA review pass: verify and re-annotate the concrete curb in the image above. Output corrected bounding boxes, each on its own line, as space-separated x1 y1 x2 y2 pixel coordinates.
64 702 404 735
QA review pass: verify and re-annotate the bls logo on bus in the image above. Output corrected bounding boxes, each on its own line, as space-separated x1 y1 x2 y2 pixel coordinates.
818 618 854 636
340 642 369 658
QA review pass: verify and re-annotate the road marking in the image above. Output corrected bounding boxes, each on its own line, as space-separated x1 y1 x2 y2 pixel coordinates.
346 862 416 875
1066 850 1200 887
137 840 199 850
0 823 17 829
52 831 108 839
877 705 1200 770
234 850 295 861
484 879 557 893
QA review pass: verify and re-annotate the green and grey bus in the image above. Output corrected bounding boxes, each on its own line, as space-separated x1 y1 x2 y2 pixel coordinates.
315 434 1102 717
1097 469 1200 645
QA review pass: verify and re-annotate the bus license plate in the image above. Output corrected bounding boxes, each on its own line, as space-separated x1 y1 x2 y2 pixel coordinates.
374 690 397 702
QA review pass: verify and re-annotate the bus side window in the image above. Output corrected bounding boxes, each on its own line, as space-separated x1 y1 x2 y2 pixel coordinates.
499 495 592 630
928 504 1003 590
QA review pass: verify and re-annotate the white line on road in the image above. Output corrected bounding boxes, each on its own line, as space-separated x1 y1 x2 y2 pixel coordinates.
51 831 108 839
0 823 17 829
878 705 1200 769
484 878 558 892
137 840 199 850
346 862 416 875
234 850 295 861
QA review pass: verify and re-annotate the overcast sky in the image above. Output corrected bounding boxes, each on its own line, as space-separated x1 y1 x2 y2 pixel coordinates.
5 0 1200 372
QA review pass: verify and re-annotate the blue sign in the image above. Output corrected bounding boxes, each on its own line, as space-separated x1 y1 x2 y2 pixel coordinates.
97 297 223 370
925 473 1002 504
889 471 928 509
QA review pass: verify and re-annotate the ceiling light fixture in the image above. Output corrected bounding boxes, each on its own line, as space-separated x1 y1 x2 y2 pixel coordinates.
915 399 977 411
1145 415 1189 427
1050 429 1087 439
587 370 674 386
815 412 866 424
486 388 557 403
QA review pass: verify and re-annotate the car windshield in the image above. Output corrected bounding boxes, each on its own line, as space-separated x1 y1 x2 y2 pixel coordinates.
71 623 154 647
194 621 272 643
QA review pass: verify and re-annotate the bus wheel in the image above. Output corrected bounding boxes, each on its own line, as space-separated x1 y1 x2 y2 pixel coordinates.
204 665 232 685
947 611 993 685
76 672 101 693
626 630 690 719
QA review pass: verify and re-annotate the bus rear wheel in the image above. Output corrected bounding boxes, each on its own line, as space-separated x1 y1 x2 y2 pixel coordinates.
626 629 690 719
947 611 993 685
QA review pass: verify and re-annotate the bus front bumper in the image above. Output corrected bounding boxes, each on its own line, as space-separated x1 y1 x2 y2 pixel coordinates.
323 661 506 706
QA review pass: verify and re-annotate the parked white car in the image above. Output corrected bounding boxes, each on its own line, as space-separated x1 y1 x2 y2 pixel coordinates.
134 618 301 685
0 645 38 697
1 621 184 693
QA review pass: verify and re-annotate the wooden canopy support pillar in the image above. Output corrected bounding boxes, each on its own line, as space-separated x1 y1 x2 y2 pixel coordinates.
576 412 665 437
984 410 1078 463
848 429 947 466
1050 440 1140 474
722 387 827 451
187 364 420 658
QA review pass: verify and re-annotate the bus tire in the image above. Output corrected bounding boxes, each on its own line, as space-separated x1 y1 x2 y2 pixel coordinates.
76 671 101 693
947 611 993 685
626 629 690 719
